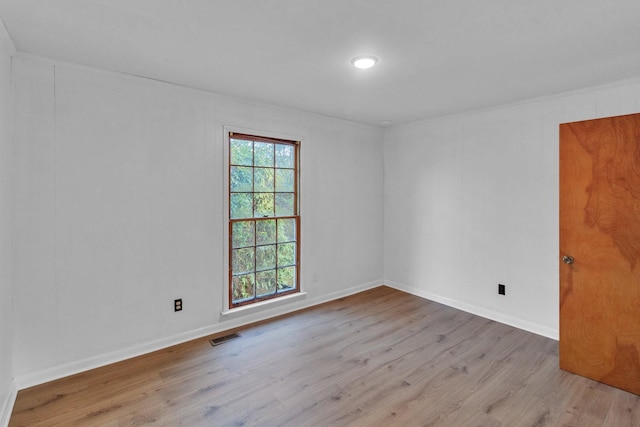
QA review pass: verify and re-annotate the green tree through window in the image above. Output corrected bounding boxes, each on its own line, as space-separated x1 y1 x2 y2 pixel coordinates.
229 133 299 307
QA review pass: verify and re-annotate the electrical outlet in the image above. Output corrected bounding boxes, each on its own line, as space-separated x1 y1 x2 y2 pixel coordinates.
498 284 506 295
174 298 183 312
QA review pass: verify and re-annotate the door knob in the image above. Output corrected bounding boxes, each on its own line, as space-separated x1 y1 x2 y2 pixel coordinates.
562 255 574 265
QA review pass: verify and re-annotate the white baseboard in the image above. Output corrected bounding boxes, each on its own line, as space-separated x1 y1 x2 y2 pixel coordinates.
0 379 17 427
384 280 559 340
15 280 383 390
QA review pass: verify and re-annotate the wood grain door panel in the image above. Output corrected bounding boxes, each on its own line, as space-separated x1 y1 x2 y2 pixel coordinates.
559 112 640 395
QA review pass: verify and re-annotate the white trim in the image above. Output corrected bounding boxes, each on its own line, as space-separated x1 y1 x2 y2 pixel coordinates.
12 279 559 390
222 126 304 312
221 291 307 319
222 128 231 309
15 280 383 390
0 17 16 56
384 280 559 340
0 379 17 427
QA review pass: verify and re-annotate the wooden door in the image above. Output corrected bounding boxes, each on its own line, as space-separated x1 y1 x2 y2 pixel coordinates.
559 112 640 395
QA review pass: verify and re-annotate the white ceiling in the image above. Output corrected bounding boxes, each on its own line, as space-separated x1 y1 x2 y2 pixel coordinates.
1 0 640 126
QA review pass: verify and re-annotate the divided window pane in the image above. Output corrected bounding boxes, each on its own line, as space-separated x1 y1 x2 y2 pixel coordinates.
254 168 274 192
229 134 299 307
256 220 276 245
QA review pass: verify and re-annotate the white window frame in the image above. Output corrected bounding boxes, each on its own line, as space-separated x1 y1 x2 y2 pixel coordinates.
222 126 305 314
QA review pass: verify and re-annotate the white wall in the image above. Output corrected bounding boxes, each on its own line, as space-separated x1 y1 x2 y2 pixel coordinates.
12 55 384 388
0 25 14 427
384 78 640 339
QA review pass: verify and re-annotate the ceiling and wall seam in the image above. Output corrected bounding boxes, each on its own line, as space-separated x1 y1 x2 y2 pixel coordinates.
11 52 383 133
0 17 15 56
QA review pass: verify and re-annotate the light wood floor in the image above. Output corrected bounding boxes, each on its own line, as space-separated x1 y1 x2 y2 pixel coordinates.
10 286 640 426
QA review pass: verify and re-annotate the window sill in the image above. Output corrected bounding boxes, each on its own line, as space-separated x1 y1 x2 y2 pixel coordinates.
220 292 307 320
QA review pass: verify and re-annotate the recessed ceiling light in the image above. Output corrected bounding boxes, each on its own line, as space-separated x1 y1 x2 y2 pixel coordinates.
351 55 378 69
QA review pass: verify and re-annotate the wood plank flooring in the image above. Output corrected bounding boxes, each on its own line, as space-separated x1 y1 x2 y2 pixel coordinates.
9 286 640 426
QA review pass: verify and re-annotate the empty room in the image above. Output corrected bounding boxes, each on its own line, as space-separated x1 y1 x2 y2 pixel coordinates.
1 1 639 426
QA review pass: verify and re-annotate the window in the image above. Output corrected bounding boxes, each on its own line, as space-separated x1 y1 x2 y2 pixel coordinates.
228 132 300 308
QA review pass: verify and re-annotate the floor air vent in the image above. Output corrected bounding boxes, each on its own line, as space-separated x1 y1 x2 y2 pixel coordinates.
210 332 240 346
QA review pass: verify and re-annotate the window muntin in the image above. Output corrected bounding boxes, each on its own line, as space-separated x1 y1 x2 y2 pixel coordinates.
229 133 299 307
